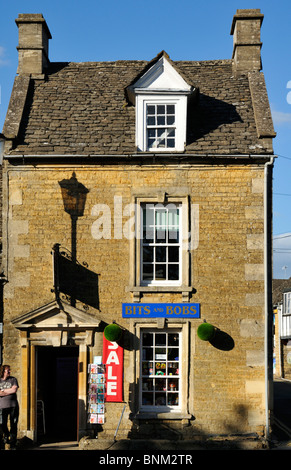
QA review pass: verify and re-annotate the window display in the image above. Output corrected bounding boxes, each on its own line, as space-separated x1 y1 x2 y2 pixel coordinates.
140 330 180 409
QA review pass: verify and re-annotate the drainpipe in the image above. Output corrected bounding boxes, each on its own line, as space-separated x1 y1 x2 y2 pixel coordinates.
264 155 275 441
0 135 4 364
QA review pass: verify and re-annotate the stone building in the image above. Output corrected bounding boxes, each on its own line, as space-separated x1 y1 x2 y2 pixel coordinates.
273 279 291 379
1 9 276 444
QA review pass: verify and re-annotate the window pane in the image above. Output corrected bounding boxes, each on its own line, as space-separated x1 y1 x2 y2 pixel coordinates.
147 116 155 126
143 332 153 346
168 230 179 243
168 333 179 346
143 348 153 360
156 209 167 226
168 208 179 226
157 128 166 138
168 246 179 262
143 228 154 243
143 246 153 262
156 246 166 262
155 333 166 345
157 116 165 126
155 264 166 280
168 264 179 280
155 229 166 243
142 378 153 390
168 362 179 375
168 378 179 391
168 347 179 361
167 115 175 125
148 138 156 149
142 264 153 280
157 105 165 115
142 392 154 406
147 105 155 115
167 393 178 406
155 393 166 406
167 105 175 114
155 378 166 391
142 362 154 375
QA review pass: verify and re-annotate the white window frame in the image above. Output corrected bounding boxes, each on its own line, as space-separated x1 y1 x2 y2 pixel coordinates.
140 202 182 286
132 196 189 289
284 292 291 315
146 103 176 150
131 321 191 419
127 194 194 299
139 328 181 412
136 94 188 152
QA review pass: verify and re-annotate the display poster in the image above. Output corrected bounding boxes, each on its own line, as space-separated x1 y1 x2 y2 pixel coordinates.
103 337 123 402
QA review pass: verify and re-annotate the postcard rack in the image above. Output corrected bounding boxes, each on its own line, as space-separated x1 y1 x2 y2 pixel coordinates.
87 363 106 424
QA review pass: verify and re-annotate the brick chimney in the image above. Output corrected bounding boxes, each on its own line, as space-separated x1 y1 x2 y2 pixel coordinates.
15 13 51 76
230 9 264 74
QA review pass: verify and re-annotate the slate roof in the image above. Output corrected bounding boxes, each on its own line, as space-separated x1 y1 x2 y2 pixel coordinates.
273 278 291 305
3 54 276 156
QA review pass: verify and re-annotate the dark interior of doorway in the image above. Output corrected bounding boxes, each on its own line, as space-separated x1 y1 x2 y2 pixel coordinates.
36 346 79 443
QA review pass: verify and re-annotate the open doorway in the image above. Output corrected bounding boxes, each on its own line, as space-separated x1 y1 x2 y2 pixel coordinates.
36 346 79 442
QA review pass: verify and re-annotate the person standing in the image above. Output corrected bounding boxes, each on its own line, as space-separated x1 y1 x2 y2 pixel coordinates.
0 365 19 449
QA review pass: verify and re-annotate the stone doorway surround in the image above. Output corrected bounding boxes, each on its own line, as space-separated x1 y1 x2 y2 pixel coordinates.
12 299 101 442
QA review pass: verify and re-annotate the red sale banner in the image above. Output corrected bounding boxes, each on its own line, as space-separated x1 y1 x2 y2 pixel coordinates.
103 337 123 402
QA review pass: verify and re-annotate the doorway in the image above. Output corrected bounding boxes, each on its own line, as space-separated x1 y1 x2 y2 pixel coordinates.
36 346 79 442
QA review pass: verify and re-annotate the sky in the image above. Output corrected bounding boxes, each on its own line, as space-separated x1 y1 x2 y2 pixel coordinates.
0 0 291 278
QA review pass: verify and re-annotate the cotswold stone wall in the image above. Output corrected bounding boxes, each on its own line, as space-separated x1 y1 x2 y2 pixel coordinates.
2 161 266 438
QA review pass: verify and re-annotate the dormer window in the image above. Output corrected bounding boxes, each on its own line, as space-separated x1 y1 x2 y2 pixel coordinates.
126 52 194 152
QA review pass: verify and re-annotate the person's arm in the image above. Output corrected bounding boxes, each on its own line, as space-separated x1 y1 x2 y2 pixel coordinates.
0 385 18 396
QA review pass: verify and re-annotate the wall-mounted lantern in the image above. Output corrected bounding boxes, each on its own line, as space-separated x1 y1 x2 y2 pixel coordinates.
59 172 89 218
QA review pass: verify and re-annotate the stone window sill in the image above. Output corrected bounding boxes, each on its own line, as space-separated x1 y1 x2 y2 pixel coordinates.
126 285 193 302
133 411 192 420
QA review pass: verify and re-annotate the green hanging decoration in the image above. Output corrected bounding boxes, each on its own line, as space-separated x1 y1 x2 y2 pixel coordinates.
104 323 122 342
197 322 216 341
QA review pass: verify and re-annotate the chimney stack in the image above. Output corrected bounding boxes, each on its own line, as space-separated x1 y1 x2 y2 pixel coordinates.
15 13 52 76
231 9 264 74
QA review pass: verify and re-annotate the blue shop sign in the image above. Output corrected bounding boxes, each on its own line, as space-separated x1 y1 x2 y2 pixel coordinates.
122 303 200 318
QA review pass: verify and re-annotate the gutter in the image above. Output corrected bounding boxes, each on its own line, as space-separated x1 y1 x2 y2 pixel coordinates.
264 155 275 440
2 152 275 162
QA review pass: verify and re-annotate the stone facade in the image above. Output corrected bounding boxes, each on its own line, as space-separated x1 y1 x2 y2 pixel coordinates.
1 9 275 443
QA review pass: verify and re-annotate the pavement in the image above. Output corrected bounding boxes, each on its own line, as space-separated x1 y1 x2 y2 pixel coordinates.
5 378 291 451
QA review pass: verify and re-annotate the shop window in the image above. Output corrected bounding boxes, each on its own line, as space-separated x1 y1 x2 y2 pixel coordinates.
140 329 181 411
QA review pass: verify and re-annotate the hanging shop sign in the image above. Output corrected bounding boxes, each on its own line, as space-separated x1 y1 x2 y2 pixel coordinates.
103 337 123 402
122 303 200 318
